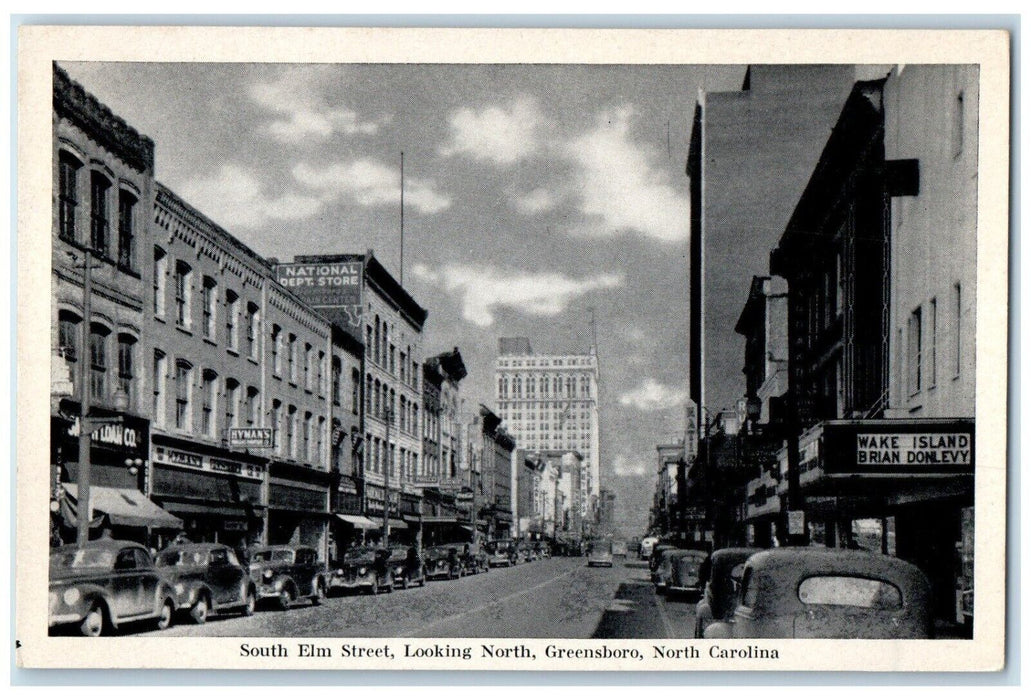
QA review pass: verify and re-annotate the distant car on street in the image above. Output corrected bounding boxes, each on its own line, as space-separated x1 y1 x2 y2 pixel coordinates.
387 546 427 589
485 540 518 568
156 542 256 623
246 544 327 609
586 540 614 567
49 539 178 637
702 548 933 639
666 549 710 599
693 547 762 638
423 544 463 580
611 541 628 558
654 548 695 592
640 537 660 560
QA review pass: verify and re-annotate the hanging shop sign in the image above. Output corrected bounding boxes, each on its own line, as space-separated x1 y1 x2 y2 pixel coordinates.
227 427 275 449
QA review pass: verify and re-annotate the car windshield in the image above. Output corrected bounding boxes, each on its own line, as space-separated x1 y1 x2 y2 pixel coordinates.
157 550 207 567
50 548 115 569
344 547 376 559
250 550 294 563
798 576 903 610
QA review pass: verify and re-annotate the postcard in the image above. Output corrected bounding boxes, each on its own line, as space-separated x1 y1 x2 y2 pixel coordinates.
15 25 1009 672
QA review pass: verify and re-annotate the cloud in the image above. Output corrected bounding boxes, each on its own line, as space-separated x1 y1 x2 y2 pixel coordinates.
178 164 324 229
511 187 563 215
612 455 648 477
618 378 689 412
412 263 624 327
439 97 545 165
249 68 389 143
292 159 451 214
565 106 689 243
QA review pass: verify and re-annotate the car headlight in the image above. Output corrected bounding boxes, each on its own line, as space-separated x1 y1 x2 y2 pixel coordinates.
336 568 343 575
439 559 446 566
263 569 274 580
358 567 367 576
175 583 185 595
62 587 81 606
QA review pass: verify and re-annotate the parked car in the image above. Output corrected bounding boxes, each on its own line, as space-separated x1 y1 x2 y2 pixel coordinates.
246 545 327 609
611 541 628 558
640 536 660 560
485 540 518 568
534 543 551 559
457 542 490 574
666 549 710 599
648 543 676 578
388 546 426 588
586 540 614 567
702 548 934 639
328 546 394 594
693 547 762 638
49 539 178 637
424 544 463 580
156 543 256 623
652 546 683 590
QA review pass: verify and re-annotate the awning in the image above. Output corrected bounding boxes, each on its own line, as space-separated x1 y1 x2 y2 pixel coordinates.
369 518 408 530
335 514 379 529
158 500 262 518
63 484 183 530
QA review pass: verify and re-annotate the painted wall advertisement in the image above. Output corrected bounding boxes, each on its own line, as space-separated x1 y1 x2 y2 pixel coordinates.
276 258 364 333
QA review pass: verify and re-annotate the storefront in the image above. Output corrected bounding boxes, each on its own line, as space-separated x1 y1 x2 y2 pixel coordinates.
149 435 267 552
267 460 332 560
329 475 368 558
50 401 180 546
779 418 974 631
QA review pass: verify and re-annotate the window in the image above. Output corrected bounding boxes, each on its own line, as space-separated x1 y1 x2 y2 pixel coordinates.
117 334 136 406
271 400 282 455
287 405 297 458
117 190 137 270
225 290 239 350
175 360 193 430
954 283 962 378
374 379 381 417
907 307 922 396
303 342 312 390
89 172 111 257
498 378 504 398
153 350 166 427
202 277 217 339
374 316 381 365
412 360 419 391
797 576 902 610
58 310 81 364
303 411 312 462
288 334 297 383
331 357 342 405
174 260 192 328
246 303 259 360
271 325 282 376
366 374 373 413
201 370 218 437
58 152 81 242
366 325 373 359
400 351 407 383
246 386 259 426
89 324 109 401
929 297 938 388
316 416 325 466
389 344 396 376
317 351 325 396
153 247 167 317
225 378 240 432
352 368 361 414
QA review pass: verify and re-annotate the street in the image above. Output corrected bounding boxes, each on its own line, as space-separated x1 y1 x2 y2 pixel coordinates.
139 557 697 639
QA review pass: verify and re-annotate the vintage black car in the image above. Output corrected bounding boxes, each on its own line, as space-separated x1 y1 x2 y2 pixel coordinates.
485 540 518 568
461 543 490 574
156 543 256 623
328 546 394 594
693 547 762 637
666 549 710 599
388 546 427 588
424 544 464 580
703 548 934 639
49 539 178 637
246 545 327 609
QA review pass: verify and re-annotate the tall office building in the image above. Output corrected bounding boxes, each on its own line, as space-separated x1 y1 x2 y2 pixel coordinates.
494 338 601 520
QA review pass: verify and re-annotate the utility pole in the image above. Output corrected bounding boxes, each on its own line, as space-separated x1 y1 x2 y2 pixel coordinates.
76 248 94 547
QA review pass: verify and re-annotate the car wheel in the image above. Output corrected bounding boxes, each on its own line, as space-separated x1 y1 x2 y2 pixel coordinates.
369 583 379 596
189 594 209 624
400 575 409 590
243 589 256 617
155 599 175 631
384 580 394 594
278 586 294 610
311 579 325 606
79 602 105 637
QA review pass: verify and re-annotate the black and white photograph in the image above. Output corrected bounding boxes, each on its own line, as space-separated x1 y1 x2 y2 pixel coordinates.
15 26 1010 672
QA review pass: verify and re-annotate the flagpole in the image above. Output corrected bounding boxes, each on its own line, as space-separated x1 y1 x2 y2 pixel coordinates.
399 151 404 286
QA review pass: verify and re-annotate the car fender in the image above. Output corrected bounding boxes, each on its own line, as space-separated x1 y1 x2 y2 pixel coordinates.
178 581 210 609
73 585 120 629
275 575 296 594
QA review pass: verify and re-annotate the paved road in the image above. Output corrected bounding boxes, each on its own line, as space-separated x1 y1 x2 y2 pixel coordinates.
141 556 695 639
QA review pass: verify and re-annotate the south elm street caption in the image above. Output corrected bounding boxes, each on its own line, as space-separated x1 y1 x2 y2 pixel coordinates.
238 642 781 662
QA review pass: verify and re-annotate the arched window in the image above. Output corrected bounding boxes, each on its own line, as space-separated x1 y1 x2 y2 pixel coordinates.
88 323 110 401
90 172 111 257
224 377 240 433
116 333 136 408
201 369 218 437
117 189 137 270
58 151 82 243
174 359 193 430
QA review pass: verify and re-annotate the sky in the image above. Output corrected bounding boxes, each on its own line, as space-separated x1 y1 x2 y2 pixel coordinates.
62 61 746 538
